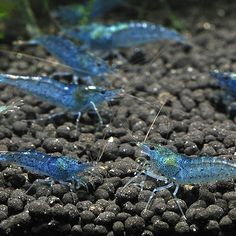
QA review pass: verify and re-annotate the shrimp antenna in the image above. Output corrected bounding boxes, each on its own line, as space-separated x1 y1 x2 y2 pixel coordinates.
143 98 168 143
0 48 97 76
124 92 170 111
120 91 169 144
0 48 73 70
145 44 166 66
96 132 108 163
150 44 165 63
124 93 158 108
126 43 167 68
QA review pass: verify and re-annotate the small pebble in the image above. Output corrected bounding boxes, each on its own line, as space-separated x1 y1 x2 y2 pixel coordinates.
51 204 67 220
64 203 79 221
105 204 121 215
113 221 124 233
12 121 28 135
153 219 169 234
7 198 24 214
205 204 224 221
125 215 145 234
71 225 83 235
175 221 190 234
62 192 78 205
205 220 220 233
228 208 236 222
219 215 233 229
28 200 51 219
116 212 131 222
42 138 63 153
83 223 96 235
94 225 108 235
80 210 96 223
95 211 116 225
0 191 9 205
162 211 180 225
199 188 215 204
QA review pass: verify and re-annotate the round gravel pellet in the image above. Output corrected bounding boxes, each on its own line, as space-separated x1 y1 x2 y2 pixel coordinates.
125 215 145 234
95 211 116 225
7 197 24 214
28 200 51 220
228 208 236 222
175 221 190 234
12 121 28 135
113 221 124 233
153 219 169 234
162 211 180 225
80 210 96 223
205 205 224 221
42 138 63 153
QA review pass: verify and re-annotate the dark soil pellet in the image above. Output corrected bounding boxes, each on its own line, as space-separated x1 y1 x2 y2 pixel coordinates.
51 203 67 220
0 191 9 205
62 192 78 205
153 219 169 234
125 215 145 234
42 138 63 153
228 208 236 222
219 215 233 230
80 210 96 223
162 211 180 225
64 203 79 221
71 225 83 235
175 221 190 234
94 225 108 235
7 198 24 215
205 205 224 221
0 211 31 235
95 211 116 225
116 212 131 222
83 223 96 235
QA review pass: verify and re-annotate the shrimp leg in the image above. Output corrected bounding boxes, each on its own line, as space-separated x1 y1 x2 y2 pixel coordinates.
90 101 103 126
76 111 81 134
46 111 66 121
26 177 54 194
172 183 186 220
145 171 169 183
145 182 174 211
123 171 146 189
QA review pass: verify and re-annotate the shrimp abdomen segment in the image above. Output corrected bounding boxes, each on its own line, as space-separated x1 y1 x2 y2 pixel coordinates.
176 157 236 184
113 22 184 48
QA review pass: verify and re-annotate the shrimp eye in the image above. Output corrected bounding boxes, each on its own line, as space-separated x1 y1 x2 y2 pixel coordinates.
101 90 106 94
97 62 102 67
150 146 155 150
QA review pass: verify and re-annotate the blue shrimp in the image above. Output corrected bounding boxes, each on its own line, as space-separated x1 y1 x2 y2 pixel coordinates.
0 149 91 190
28 35 113 84
128 142 236 219
51 0 124 26
63 21 186 50
139 143 236 185
210 70 236 95
210 70 236 116
0 73 122 126
123 99 236 219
